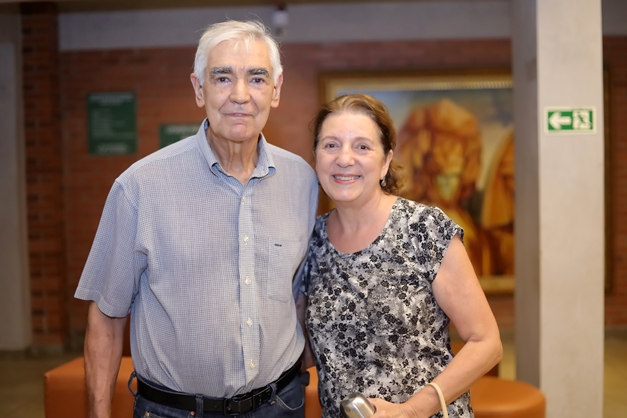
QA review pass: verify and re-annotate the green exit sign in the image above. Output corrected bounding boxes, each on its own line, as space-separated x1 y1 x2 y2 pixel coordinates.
545 107 596 134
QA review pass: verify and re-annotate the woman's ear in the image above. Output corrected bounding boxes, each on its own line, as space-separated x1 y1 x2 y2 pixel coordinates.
382 150 394 178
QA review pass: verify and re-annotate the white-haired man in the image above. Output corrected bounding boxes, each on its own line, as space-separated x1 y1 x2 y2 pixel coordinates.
75 20 318 418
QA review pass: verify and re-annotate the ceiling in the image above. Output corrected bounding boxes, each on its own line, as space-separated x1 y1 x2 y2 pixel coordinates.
1 0 504 13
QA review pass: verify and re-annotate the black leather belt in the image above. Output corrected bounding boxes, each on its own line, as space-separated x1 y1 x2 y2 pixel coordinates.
137 361 301 415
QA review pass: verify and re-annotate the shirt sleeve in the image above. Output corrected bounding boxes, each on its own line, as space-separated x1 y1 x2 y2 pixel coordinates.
74 180 144 317
410 204 464 283
308 176 319 237
292 257 305 301
292 172 318 301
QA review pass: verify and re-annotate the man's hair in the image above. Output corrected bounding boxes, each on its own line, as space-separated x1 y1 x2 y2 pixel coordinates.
311 93 402 195
193 20 283 85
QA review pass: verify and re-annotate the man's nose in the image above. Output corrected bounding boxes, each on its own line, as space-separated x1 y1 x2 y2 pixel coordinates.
230 79 251 104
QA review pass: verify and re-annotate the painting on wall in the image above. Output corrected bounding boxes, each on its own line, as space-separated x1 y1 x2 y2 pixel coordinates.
320 70 515 294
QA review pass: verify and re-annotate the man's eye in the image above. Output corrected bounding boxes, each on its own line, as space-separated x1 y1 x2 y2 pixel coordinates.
251 77 265 84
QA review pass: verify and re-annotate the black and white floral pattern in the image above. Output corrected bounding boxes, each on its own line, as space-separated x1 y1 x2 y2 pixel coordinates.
304 198 473 418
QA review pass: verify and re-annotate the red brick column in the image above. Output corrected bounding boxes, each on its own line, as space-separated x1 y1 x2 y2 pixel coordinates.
21 2 67 351
604 36 627 327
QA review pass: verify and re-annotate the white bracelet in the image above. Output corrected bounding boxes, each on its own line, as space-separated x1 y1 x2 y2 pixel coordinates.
426 382 448 418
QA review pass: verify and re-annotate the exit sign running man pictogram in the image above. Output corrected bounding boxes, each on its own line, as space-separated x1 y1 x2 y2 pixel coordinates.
545 107 596 134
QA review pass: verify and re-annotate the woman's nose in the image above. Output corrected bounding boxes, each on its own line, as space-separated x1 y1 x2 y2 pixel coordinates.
336 146 354 167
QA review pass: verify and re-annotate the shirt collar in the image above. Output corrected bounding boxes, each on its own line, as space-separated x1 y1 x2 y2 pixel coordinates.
196 119 276 179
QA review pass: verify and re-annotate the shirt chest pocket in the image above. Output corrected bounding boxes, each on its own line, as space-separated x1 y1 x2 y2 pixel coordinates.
267 239 304 302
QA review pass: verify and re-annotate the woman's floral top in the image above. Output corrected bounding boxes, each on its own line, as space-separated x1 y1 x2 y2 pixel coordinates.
304 198 473 418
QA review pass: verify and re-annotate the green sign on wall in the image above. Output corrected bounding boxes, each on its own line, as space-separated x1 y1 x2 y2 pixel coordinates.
87 92 136 155
545 107 596 134
159 124 198 148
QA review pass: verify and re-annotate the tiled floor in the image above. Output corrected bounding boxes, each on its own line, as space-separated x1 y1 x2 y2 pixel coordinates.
498 332 627 417
0 352 78 418
1 333 625 417
599 333 627 417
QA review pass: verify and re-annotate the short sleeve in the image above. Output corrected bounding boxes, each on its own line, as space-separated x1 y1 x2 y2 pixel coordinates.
74 181 145 317
409 205 464 283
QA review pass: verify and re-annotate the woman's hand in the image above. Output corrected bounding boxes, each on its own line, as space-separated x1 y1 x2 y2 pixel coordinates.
368 398 416 418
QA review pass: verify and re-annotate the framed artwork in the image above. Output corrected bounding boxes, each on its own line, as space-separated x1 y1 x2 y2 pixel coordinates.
320 70 515 294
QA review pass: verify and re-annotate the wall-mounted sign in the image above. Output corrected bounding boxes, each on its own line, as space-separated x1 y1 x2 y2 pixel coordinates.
159 124 198 148
545 107 596 134
87 92 136 155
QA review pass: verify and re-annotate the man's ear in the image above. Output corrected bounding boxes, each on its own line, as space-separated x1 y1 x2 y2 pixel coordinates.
190 73 205 108
271 73 283 108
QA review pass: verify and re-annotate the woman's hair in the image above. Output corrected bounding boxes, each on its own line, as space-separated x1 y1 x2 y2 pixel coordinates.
193 20 283 85
311 93 402 195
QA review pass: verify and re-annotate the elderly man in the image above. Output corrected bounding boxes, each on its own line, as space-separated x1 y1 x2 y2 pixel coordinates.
75 20 318 418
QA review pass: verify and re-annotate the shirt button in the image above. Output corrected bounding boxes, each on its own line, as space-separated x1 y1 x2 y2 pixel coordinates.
245 277 251 285
250 360 255 369
241 196 246 204
243 236 249 243
247 318 253 326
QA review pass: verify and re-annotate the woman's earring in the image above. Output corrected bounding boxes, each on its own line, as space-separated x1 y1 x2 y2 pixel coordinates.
380 177 387 187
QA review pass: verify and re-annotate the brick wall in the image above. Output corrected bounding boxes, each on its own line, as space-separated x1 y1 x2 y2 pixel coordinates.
604 36 627 328
21 2 67 351
42 36 627 347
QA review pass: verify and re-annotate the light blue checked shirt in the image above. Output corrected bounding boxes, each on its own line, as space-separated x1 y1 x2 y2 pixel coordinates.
75 120 318 398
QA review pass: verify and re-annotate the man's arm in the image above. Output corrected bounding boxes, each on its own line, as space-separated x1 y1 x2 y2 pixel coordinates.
295 293 315 370
84 301 127 418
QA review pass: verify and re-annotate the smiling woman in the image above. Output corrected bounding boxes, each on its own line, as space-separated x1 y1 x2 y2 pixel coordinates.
297 93 502 418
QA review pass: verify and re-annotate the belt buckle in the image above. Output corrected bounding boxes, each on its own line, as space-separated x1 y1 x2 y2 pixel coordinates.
223 395 252 416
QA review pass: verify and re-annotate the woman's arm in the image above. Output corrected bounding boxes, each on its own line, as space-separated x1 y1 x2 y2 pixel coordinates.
370 234 502 418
